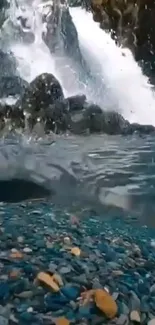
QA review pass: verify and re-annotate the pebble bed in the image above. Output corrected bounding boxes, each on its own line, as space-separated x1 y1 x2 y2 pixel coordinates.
0 201 155 325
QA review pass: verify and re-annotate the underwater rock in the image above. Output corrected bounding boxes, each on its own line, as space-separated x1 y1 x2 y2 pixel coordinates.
37 272 60 292
94 288 118 319
0 179 51 203
130 310 141 322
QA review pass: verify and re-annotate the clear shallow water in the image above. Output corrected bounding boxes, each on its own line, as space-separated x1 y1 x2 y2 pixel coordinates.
0 133 155 226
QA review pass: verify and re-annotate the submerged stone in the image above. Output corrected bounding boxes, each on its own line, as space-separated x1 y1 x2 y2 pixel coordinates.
0 316 8 325
61 285 80 301
44 292 69 311
0 283 10 301
94 289 118 319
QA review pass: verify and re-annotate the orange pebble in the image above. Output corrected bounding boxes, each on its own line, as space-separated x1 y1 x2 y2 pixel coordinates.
71 247 81 256
55 317 70 325
10 251 23 259
95 289 118 319
37 272 60 292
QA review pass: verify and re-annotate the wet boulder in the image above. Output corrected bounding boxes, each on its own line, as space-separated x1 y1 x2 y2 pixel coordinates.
0 50 17 78
129 123 155 134
0 179 51 203
66 94 87 111
0 104 25 129
0 76 28 98
18 73 64 115
70 103 130 135
43 100 71 133
42 1 88 67
90 0 155 82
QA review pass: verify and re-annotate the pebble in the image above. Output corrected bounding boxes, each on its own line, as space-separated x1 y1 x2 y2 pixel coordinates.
116 314 129 325
23 247 32 253
0 316 8 325
130 310 141 322
64 237 71 245
16 291 33 299
37 272 60 292
27 307 33 313
95 289 118 319
0 202 155 325
148 319 155 325
59 266 72 274
17 236 24 243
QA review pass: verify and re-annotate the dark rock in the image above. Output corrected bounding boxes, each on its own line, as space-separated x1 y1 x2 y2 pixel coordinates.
90 0 155 83
116 314 129 325
66 94 86 111
0 283 9 301
44 292 69 311
18 73 64 115
43 100 70 133
0 76 28 98
0 51 17 78
19 312 36 322
129 123 155 134
0 179 51 203
43 2 86 67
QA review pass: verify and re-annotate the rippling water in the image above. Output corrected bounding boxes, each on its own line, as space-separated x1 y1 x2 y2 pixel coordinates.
0 133 155 226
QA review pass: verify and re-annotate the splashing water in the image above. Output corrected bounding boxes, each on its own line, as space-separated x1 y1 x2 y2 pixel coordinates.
70 7 155 125
6 0 155 125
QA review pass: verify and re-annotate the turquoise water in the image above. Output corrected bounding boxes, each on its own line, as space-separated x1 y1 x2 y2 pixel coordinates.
1 133 155 227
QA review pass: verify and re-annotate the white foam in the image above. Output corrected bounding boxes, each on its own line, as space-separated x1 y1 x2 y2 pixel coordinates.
8 1 155 125
70 7 155 125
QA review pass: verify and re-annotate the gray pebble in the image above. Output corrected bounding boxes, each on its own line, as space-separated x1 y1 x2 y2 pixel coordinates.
116 314 129 325
129 291 141 311
0 316 8 325
16 291 33 299
48 262 57 272
150 284 155 293
148 319 155 325
59 266 72 274
121 302 130 315
112 292 119 301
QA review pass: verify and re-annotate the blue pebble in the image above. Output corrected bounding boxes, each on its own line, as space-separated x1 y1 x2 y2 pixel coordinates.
0 283 10 300
45 293 68 311
19 312 35 322
138 282 149 295
61 285 80 301
17 304 30 313
66 310 76 321
78 305 92 319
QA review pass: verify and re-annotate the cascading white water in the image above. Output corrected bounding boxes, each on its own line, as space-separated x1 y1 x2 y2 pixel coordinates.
5 0 155 125
70 8 155 125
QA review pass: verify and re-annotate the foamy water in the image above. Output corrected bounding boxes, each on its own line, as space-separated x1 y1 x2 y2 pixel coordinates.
8 0 155 125
70 8 155 125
